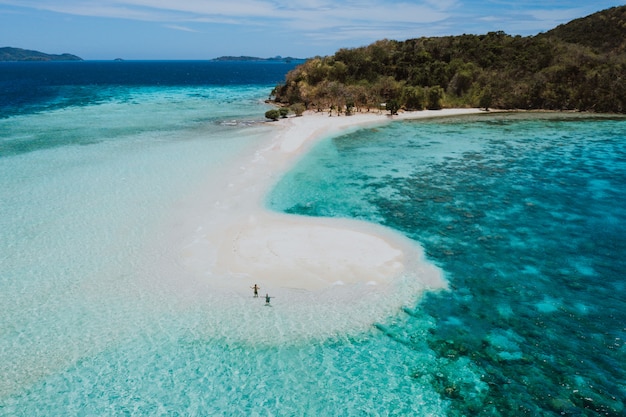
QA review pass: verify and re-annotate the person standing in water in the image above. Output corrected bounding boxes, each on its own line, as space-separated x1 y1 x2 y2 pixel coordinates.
251 284 260 298
265 293 273 306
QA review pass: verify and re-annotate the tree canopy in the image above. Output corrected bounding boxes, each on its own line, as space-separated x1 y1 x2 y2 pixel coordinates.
272 6 626 114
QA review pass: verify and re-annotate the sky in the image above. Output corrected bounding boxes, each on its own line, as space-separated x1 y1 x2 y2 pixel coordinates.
0 0 624 60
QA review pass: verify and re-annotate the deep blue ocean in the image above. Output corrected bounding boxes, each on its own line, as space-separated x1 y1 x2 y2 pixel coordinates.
1 61 625 416
0 61 291 118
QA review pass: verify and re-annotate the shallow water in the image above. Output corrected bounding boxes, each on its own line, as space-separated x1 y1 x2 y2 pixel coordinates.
1 63 450 416
0 83 279 403
269 112 626 415
2 61 625 415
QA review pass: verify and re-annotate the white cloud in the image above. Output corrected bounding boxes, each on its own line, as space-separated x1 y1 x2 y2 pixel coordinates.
119 0 276 18
526 7 589 23
2 0 610 51
0 0 178 21
0 0 454 26
0 0 461 50
163 24 200 33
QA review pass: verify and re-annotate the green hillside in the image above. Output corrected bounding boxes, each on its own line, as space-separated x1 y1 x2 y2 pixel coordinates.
541 5 626 53
272 6 626 114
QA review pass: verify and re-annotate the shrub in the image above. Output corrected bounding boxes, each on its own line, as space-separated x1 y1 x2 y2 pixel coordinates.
291 103 306 116
265 109 280 121
479 88 493 110
402 86 425 110
386 99 400 115
427 86 444 110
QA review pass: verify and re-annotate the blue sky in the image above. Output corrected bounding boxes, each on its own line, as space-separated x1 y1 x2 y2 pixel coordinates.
0 1 623 60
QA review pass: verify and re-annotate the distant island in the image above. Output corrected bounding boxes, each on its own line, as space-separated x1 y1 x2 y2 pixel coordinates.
0 47 82 62
272 5 626 114
212 55 306 63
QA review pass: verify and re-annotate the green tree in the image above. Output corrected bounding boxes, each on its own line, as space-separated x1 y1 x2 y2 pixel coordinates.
375 76 402 101
348 84 370 112
479 88 493 110
386 99 401 115
290 103 306 116
264 109 280 121
402 86 425 110
427 86 444 110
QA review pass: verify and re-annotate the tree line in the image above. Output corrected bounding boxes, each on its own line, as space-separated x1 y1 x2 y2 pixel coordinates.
271 6 626 115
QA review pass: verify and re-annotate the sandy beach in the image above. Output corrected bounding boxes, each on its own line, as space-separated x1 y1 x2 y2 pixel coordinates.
163 108 483 342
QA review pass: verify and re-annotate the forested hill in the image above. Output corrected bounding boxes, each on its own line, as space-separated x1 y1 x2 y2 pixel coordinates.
0 47 82 62
541 5 626 54
272 6 626 114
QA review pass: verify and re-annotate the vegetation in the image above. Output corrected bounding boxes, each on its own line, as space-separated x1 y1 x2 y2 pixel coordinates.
0 47 82 61
271 6 626 114
264 109 280 121
278 107 290 118
290 103 306 116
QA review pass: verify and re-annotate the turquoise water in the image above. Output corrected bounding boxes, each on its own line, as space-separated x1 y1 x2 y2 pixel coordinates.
2 82 334 415
2 60 625 415
269 113 626 415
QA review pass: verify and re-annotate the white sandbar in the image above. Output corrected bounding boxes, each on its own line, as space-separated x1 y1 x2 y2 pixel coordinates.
162 108 483 342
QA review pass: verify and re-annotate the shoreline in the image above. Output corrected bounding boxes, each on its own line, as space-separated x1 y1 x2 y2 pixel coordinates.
157 108 484 342
275 108 487 155
178 108 483 290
